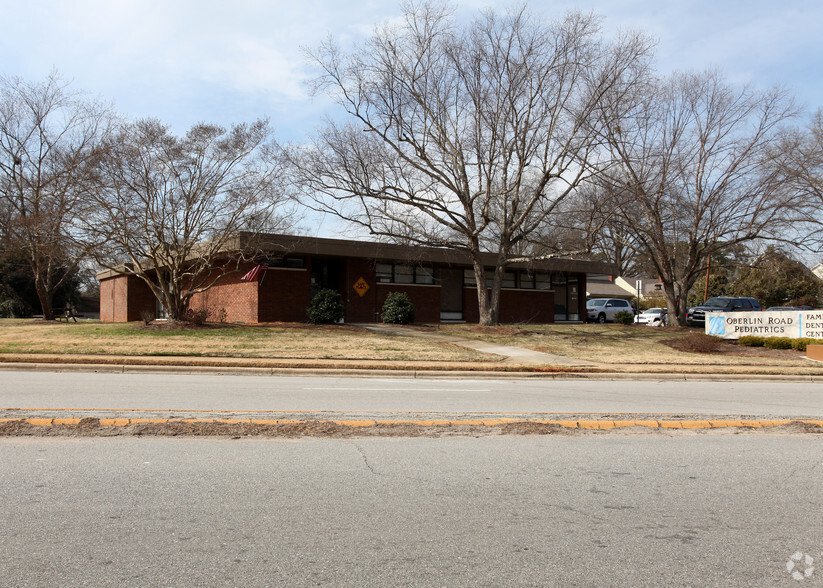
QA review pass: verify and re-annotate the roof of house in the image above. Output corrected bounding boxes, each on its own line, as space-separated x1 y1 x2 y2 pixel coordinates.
97 232 618 280
586 274 632 298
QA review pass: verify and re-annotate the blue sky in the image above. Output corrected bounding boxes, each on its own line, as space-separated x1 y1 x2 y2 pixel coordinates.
2 0 821 144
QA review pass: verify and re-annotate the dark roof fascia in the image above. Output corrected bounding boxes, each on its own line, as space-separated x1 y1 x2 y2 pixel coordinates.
96 233 617 281
252 233 617 276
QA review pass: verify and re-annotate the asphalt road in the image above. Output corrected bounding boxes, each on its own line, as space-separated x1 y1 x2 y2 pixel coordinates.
1 435 821 586
1 371 823 419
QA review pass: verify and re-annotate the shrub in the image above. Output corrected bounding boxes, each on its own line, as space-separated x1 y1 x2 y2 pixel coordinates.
307 289 344 324
678 332 723 353
638 294 667 311
738 336 765 347
186 308 209 324
382 292 416 324
614 310 635 325
763 337 793 350
791 338 819 352
0 298 31 318
139 309 155 326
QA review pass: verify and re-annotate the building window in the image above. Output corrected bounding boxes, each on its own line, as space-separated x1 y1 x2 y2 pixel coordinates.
416 266 435 285
268 256 305 269
394 265 414 284
535 273 551 290
377 263 435 285
376 263 393 283
464 269 477 287
519 272 535 289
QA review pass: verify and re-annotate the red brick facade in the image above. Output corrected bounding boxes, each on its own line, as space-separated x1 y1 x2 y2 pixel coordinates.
375 284 442 323
190 273 259 323
259 268 311 322
97 235 606 324
99 275 156 322
462 288 556 323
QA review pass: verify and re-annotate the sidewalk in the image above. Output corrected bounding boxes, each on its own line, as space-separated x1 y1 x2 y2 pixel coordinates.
356 323 600 367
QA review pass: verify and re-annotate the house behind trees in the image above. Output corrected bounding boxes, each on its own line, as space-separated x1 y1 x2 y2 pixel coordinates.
97 234 615 324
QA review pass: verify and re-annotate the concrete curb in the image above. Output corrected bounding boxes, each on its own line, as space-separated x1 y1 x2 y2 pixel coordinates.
1 360 822 381
3 416 823 430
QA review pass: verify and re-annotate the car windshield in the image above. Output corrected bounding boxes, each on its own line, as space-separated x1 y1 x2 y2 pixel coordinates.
645 308 662 315
703 297 732 308
587 300 606 307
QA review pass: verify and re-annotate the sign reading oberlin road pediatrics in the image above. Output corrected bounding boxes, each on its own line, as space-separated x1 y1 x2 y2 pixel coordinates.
706 311 823 340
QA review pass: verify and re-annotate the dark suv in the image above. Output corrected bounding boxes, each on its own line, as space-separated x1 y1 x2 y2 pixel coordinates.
686 296 762 327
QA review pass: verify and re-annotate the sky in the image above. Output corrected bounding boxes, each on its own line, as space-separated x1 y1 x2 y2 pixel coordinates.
2 0 821 144
2 0 822 246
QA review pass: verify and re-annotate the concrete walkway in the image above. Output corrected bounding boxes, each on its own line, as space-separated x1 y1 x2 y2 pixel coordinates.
356 324 600 367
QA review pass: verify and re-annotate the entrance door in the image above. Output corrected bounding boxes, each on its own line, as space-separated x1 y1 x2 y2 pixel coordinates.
310 258 345 299
440 268 463 321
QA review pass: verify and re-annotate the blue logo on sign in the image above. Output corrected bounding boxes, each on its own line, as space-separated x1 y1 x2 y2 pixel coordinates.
708 316 726 336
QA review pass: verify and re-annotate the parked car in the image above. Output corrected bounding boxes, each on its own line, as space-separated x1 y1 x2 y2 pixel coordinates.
586 298 633 323
635 307 667 326
765 306 813 311
686 296 762 327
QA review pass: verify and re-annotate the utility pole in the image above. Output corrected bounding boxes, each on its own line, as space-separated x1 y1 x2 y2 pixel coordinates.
703 256 712 302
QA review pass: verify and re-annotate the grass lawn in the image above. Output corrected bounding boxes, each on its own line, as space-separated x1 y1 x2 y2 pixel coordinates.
433 323 820 371
0 319 494 363
1 319 820 374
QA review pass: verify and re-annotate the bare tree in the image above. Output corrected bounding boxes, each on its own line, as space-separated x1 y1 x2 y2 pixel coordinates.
781 109 823 251
593 70 801 325
531 179 643 274
0 72 112 319
293 2 651 325
87 118 291 321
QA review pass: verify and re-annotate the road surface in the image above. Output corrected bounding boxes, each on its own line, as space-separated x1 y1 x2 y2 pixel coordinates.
1 371 822 419
1 435 821 586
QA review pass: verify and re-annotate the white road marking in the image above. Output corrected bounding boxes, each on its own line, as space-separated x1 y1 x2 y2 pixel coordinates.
303 388 490 392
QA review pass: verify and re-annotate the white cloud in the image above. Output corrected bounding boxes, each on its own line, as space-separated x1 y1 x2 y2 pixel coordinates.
1 0 821 140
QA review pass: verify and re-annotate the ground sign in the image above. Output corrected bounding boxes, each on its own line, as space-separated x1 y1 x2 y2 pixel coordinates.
705 311 823 340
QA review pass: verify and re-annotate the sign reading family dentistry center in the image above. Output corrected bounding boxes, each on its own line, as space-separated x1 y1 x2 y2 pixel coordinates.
705 311 823 339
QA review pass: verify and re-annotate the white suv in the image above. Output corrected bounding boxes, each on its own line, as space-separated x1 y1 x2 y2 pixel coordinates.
586 298 633 323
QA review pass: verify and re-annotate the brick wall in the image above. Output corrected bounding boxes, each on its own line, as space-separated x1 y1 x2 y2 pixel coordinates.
344 259 380 323
375 284 441 323
99 275 156 322
258 268 311 322
189 268 259 323
463 288 555 323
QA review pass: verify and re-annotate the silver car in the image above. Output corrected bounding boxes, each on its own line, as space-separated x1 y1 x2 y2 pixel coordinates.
635 307 667 326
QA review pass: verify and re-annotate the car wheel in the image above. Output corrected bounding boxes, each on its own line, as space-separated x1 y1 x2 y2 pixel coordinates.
597 313 606 324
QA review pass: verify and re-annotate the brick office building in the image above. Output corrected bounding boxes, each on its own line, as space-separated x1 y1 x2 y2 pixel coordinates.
98 233 616 323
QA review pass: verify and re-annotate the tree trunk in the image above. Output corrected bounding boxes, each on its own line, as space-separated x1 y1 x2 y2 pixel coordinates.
472 262 494 326
33 275 54 321
663 283 681 327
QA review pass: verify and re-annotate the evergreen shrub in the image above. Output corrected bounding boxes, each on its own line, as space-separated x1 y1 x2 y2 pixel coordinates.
381 292 416 324
307 289 344 324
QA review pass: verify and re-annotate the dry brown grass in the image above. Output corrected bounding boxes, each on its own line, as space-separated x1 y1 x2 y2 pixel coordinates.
0 319 495 363
2 319 821 373
435 323 818 369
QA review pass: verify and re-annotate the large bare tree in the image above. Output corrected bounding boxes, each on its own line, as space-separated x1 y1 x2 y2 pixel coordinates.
0 72 112 319
87 118 291 321
293 2 651 325
781 109 823 251
593 70 801 325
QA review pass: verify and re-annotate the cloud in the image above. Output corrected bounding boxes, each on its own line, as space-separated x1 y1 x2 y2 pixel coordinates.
1 0 821 140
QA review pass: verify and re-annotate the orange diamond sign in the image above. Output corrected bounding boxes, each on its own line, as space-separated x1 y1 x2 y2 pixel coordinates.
353 277 370 297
